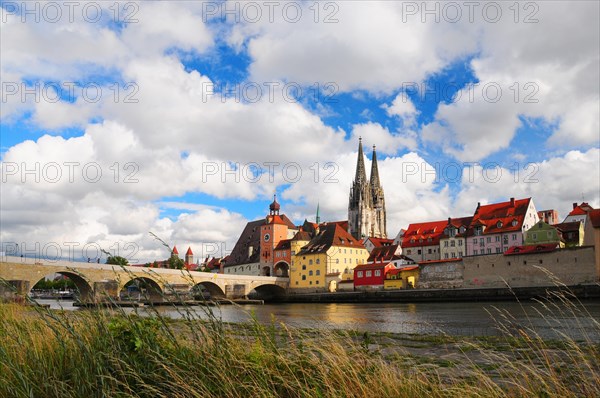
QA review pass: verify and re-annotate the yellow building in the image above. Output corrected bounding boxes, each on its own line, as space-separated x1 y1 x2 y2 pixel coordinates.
290 223 369 292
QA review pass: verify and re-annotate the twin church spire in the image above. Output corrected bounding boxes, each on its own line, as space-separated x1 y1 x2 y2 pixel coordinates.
348 138 387 240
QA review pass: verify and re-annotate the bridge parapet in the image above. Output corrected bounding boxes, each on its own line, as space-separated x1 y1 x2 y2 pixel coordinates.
1 256 290 302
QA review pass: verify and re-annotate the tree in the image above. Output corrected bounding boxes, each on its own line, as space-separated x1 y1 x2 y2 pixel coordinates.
168 254 185 270
106 256 129 266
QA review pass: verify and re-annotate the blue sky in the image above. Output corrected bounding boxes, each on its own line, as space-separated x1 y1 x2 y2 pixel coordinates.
1 1 598 261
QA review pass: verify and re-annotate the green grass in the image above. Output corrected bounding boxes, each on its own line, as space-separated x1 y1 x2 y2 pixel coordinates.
0 293 599 398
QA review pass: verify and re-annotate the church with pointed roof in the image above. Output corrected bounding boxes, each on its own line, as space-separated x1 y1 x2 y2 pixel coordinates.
348 138 387 240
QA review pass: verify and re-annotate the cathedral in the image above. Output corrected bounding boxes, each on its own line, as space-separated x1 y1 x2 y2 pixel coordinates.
348 138 387 240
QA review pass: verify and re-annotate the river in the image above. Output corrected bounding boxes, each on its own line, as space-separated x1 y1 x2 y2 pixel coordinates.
33 298 600 341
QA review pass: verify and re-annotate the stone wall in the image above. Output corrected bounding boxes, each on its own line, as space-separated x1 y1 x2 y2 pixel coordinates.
462 246 597 288
418 261 464 289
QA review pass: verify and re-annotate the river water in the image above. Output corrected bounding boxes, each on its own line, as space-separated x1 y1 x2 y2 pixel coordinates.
34 299 600 341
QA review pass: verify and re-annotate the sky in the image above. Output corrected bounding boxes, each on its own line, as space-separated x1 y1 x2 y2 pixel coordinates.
1 1 599 263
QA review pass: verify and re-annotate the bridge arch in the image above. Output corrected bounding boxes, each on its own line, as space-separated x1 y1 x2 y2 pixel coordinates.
30 271 94 302
250 283 287 301
273 261 290 277
121 277 163 301
191 281 225 299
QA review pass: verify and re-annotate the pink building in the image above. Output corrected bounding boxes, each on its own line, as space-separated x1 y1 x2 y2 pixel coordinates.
466 197 539 256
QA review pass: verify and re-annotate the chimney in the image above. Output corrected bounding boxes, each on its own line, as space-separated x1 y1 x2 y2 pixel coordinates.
573 203 578 209
510 197 515 207
448 217 451 224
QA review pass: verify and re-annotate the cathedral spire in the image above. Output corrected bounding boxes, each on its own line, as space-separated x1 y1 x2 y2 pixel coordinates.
316 202 321 224
370 145 380 188
354 137 367 184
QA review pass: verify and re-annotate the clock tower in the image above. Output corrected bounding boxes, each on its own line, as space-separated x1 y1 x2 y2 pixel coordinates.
260 195 289 270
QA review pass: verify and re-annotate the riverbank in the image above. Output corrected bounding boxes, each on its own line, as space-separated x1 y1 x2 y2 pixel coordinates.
1 299 599 397
283 283 600 303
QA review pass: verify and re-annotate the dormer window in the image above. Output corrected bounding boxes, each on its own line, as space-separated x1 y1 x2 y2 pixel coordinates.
496 221 503 228
512 219 518 227
459 226 466 234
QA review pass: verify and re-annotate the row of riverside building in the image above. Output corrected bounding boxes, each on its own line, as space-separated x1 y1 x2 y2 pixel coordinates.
158 140 600 293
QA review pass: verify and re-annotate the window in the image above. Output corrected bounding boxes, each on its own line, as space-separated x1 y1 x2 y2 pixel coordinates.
316 280 319 285
309 271 313 276
302 275 306 280
495 236 500 242
474 249 478 255
357 271 363 278
458 240 463 246
417 250 422 254
316 259 320 264
444 241 448 247
532 233 537 240
473 238 477 244
486 237 491 243
309 281 312 285
316 270 320 275
444 253 449 259
302 265 306 270
451 252 455 258
375 270 381 277
450 240 455 247
496 247 501 253
366 270 372 277
428 248 432 254
407 249 412 254
487 248 492 254
336 259 339 264
459 251 463 257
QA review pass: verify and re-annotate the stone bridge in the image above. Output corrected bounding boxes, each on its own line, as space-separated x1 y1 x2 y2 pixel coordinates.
0 256 289 303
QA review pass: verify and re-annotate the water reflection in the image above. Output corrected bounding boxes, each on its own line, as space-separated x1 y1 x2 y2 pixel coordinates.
33 299 600 341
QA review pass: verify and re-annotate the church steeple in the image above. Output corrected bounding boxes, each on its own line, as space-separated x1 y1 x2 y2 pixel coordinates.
370 145 380 189
354 137 367 185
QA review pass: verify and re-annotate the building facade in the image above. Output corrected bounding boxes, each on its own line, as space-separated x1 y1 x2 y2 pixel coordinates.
348 138 387 240
465 197 539 256
290 223 369 291
439 216 472 260
401 220 447 262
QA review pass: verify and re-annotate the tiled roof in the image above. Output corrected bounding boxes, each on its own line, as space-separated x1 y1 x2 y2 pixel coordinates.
225 219 264 266
402 220 448 248
172 246 179 255
367 237 394 247
292 230 313 242
568 202 594 216
467 198 531 236
504 243 558 256
553 221 582 233
386 266 418 275
297 223 364 255
274 239 291 250
354 262 392 271
441 216 473 238
186 247 193 255
367 244 401 262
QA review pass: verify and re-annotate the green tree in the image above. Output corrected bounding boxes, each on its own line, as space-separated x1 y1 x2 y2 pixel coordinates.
168 254 184 270
106 256 129 266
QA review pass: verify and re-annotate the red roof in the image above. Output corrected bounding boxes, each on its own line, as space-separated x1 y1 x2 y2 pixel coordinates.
354 262 393 271
468 198 531 236
402 220 448 248
172 246 179 255
568 202 594 216
504 243 558 256
367 244 402 262
268 215 288 225
386 266 419 276
186 247 193 255
366 237 394 247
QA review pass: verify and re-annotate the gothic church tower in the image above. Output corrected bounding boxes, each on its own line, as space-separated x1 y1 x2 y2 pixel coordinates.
348 138 387 240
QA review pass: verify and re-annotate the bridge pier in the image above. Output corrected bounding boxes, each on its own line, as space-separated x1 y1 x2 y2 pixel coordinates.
92 280 120 303
225 284 248 300
0 280 30 303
